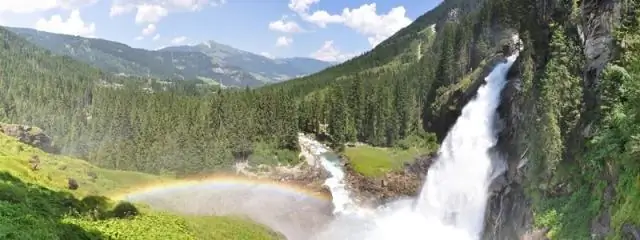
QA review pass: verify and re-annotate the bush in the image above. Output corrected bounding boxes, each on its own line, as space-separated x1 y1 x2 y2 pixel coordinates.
112 201 139 219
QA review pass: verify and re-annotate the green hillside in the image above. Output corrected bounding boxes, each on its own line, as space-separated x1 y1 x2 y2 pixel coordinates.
1 0 639 238
0 131 281 240
0 25 299 176
7 27 332 88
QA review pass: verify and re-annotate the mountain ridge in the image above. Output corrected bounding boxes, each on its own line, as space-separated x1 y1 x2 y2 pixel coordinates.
6 26 333 87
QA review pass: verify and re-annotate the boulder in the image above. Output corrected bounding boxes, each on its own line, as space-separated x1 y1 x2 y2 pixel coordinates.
0 123 57 153
68 178 79 190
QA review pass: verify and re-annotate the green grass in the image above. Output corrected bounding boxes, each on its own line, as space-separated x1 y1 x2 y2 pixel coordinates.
0 132 281 240
344 145 428 177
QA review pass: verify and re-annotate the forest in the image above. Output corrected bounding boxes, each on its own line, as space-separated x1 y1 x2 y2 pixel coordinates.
1 0 501 176
1 0 640 237
0 26 301 176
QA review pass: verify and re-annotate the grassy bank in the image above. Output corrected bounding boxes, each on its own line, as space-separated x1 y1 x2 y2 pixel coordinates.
344 145 421 177
0 132 281 240
344 134 438 177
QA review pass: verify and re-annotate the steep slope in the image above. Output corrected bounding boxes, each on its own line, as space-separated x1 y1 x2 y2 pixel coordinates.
267 0 514 148
265 0 640 239
0 25 300 177
160 43 332 81
0 128 281 240
6 27 331 87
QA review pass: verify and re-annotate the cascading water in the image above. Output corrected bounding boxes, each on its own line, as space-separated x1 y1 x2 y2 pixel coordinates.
121 52 519 240
312 53 519 240
298 135 358 214
412 52 519 238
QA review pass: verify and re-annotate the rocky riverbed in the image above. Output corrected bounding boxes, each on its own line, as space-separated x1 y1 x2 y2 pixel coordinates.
232 133 332 196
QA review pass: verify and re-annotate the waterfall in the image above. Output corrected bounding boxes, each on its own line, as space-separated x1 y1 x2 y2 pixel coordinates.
298 134 358 214
313 53 519 240
412 53 519 239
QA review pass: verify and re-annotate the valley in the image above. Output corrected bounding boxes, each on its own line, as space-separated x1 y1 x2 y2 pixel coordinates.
1 0 639 239
7 27 333 88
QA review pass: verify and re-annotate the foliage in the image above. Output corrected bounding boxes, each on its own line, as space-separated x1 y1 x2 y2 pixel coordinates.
0 131 280 240
0 25 301 176
345 134 437 177
525 3 640 239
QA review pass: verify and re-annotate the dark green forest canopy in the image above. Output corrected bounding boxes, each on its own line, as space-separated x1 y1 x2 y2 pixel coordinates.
1 0 640 238
0 0 523 176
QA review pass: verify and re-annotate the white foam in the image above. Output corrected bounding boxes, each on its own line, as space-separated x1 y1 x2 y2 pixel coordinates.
313 53 519 240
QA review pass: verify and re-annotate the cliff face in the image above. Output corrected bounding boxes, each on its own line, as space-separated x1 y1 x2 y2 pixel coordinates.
337 0 633 238
485 0 625 239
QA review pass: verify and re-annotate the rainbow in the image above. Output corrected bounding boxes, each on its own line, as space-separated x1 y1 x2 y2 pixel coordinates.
109 174 332 202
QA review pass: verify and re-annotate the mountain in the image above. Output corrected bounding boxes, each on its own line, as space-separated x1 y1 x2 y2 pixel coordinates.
2 0 638 238
6 27 332 87
159 42 333 82
263 0 638 239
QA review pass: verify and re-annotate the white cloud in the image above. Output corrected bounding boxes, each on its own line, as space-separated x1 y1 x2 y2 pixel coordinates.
135 36 144 40
142 23 156 36
153 34 160 41
110 0 223 20
35 10 96 37
260 52 275 59
292 2 411 47
168 0 210 10
135 4 168 24
288 0 319 14
275 36 293 47
340 4 411 46
268 19 303 33
311 40 356 62
171 36 187 44
110 4 133 16
0 0 96 13
303 10 342 27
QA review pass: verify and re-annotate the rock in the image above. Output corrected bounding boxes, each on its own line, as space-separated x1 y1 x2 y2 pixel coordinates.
622 223 640 240
68 178 79 190
0 123 58 153
489 174 508 194
581 0 620 129
405 152 437 178
591 183 615 239
343 153 434 206
425 54 513 142
235 160 330 196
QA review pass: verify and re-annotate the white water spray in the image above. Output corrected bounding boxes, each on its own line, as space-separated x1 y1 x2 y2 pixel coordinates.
298 135 358 214
123 53 519 240
313 53 519 240
412 53 519 238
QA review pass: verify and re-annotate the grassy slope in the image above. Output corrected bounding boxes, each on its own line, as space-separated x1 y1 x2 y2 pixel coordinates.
0 132 281 240
344 145 429 177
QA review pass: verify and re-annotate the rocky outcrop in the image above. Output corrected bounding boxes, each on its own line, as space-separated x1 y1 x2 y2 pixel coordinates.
234 161 331 196
622 223 640 240
342 153 436 207
581 0 621 129
426 53 514 141
0 123 58 153
484 0 623 239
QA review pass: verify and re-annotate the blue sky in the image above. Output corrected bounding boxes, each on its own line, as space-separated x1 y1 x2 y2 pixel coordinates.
0 0 442 61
